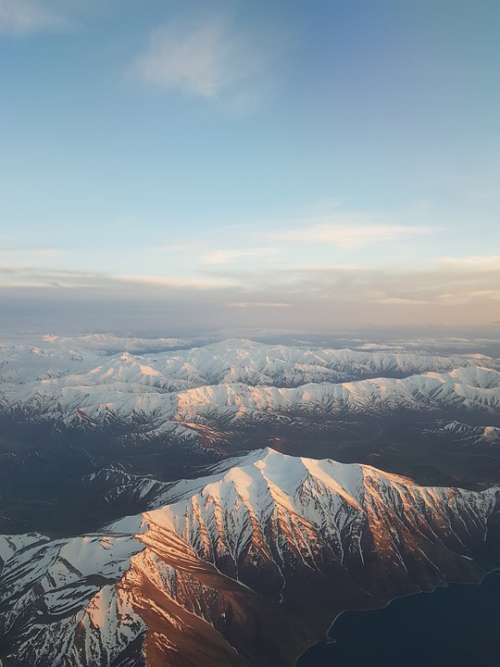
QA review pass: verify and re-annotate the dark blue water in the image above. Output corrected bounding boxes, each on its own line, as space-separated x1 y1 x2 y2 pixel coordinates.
298 571 500 667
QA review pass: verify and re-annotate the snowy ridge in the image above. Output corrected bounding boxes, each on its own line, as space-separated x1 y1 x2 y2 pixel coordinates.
118 448 499 569
1 364 499 440
1 337 499 438
1 449 499 666
431 420 500 444
1 336 495 387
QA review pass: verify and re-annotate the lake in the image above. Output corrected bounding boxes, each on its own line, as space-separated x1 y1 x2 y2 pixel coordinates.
298 570 500 666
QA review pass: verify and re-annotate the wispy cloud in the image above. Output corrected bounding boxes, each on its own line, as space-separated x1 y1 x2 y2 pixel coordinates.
115 273 237 289
272 222 434 248
202 248 278 266
439 255 500 271
0 267 238 290
374 297 431 305
0 0 68 33
131 17 271 103
0 267 107 289
228 301 291 309
2 253 499 329
0 247 63 267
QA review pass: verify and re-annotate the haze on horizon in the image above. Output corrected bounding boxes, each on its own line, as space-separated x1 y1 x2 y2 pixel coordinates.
1 0 499 334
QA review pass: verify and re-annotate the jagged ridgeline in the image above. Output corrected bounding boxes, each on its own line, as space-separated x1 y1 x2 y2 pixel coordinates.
1 335 500 665
1 449 500 666
1 335 500 535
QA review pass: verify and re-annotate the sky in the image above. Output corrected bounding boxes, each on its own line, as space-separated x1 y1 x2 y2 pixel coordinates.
0 0 499 334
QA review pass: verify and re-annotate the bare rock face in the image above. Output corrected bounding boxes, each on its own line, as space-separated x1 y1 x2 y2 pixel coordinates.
1 448 499 667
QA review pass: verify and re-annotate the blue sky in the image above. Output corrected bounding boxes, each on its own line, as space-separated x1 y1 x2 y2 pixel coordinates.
0 0 499 333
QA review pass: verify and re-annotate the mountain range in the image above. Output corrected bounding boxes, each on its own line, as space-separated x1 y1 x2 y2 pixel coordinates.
1 338 499 440
1 334 500 665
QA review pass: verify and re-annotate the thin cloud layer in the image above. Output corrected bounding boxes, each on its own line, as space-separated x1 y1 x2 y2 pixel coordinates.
228 301 291 309
0 0 68 33
272 222 434 248
202 248 278 266
1 256 499 331
439 256 500 271
131 18 267 101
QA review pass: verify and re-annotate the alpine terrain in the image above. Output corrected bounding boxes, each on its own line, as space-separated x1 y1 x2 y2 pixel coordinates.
1 448 500 666
1 334 500 666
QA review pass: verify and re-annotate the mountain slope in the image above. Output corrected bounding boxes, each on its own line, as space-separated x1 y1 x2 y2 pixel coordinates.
1 449 499 667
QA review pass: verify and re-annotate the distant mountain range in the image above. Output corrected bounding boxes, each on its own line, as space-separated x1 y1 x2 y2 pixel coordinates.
1 337 499 442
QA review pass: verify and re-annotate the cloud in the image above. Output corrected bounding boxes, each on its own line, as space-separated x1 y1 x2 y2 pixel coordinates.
228 301 291 309
131 17 268 101
202 248 278 266
439 256 500 271
0 267 239 291
115 273 237 290
0 0 68 33
374 297 431 305
0 247 62 264
1 254 499 332
272 222 434 248
0 267 110 289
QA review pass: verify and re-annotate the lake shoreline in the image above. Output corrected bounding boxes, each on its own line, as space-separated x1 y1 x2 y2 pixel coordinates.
296 566 500 666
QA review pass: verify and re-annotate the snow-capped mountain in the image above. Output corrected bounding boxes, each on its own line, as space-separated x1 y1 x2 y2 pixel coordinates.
135 338 495 388
2 334 499 537
1 449 499 667
1 337 499 439
1 335 495 386
430 420 500 445
1 363 499 437
0 334 199 384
